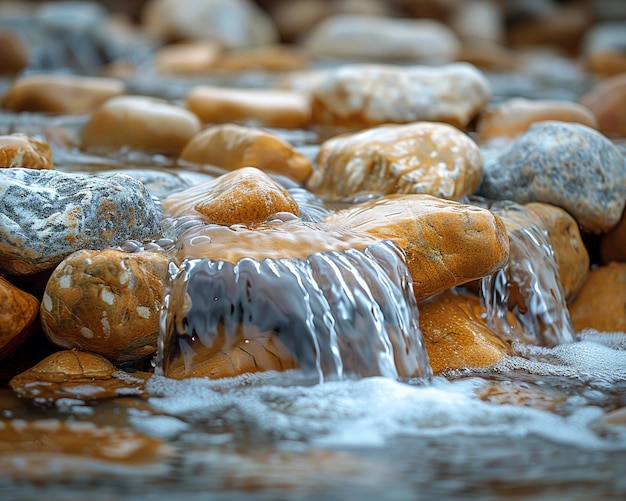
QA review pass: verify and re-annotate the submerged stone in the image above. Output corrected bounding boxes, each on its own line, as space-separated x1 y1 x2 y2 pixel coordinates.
0 276 40 360
324 194 509 301
419 289 511 374
0 169 162 276
308 122 483 201
162 167 299 225
478 121 626 233
0 134 53 170
41 248 169 363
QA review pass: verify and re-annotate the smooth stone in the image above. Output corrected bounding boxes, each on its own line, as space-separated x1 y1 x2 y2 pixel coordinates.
162 167 299 225
324 194 510 301
477 121 626 233
214 44 309 72
476 98 598 141
477 380 567 411
582 22 626 76
448 0 504 44
153 40 222 74
305 63 491 129
308 122 483 201
179 123 312 183
81 95 201 155
600 208 626 264
603 407 626 426
418 289 511 374
9 350 150 400
1 74 125 114
304 14 459 63
0 133 53 170
0 169 162 276
0 29 28 75
184 85 311 129
41 248 169 363
141 0 278 48
456 39 521 71
569 262 626 333
0 277 39 360
579 72 626 138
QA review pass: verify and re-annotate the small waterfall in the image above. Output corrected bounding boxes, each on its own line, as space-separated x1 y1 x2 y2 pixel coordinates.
480 207 576 347
156 239 432 383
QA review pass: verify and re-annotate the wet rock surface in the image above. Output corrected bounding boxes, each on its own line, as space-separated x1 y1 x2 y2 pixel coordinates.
0 133 53 170
0 277 39 360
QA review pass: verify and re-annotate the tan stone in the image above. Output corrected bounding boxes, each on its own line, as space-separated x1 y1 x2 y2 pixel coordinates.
215 44 308 72
579 72 626 138
1 74 125 114
81 95 201 155
154 40 222 74
449 0 504 44
309 122 483 201
324 194 510 301
0 29 28 76
0 134 53 170
0 276 39 360
600 208 626 264
476 98 598 141
477 380 567 411
162 167 299 225
179 123 312 183
586 50 626 77
419 290 510 374
41 248 169 363
307 63 491 129
184 85 311 129
569 262 626 333
456 39 520 71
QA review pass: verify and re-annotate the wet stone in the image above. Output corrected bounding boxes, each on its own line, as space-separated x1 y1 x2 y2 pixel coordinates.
81 95 201 155
304 62 491 129
0 29 29 76
162 167 299 225
0 169 162 276
579 72 626 138
214 44 309 72
600 207 626 264
477 121 626 233
153 40 222 74
0 276 40 360
0 133 53 170
9 350 150 401
179 123 312 183
418 289 511 374
308 122 483 201
41 248 169 363
324 194 510 301
304 14 459 64
1 73 125 115
582 21 626 76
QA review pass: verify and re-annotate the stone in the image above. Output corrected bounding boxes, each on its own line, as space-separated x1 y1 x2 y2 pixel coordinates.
477 380 567 411
0 169 162 276
456 39 521 71
569 262 626 333
304 15 459 64
81 95 201 155
94 168 197 200
582 22 626 76
0 277 39 360
179 123 312 183
184 85 311 129
600 208 626 264
162 167 299 225
303 63 491 129
0 29 28 76
448 0 504 44
214 44 308 72
41 248 169 363
1 74 125 114
418 289 511 374
0 133 53 170
9 350 150 400
477 121 626 233
579 72 626 138
476 98 598 141
153 40 222 74
324 194 510 301
141 0 278 48
308 122 483 201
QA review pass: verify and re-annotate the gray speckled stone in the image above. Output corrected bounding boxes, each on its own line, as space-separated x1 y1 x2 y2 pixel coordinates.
0 168 162 276
478 121 626 233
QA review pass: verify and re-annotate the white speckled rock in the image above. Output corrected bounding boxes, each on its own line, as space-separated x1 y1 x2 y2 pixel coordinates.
477 121 626 233
0 169 162 276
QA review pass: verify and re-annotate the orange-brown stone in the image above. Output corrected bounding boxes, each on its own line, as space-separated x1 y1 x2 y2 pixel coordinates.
1 74 125 114
309 122 483 201
179 123 312 183
0 29 28 76
214 44 308 72
418 289 511 374
0 133 53 170
324 194 510 301
162 167 299 225
569 262 626 333
153 40 222 74
0 276 39 360
41 248 168 363
600 208 626 264
579 72 626 138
